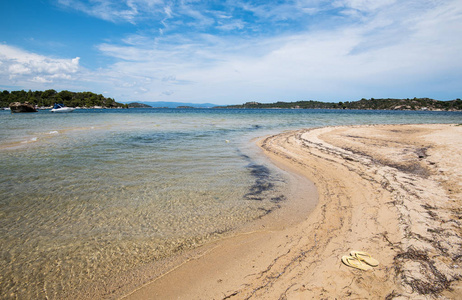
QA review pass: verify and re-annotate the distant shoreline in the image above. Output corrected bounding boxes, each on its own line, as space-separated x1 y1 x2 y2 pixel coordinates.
2 90 461 111
224 97 462 111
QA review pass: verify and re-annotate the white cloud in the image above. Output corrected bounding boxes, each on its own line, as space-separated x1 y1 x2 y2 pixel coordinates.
8 64 31 76
0 44 80 84
32 76 52 83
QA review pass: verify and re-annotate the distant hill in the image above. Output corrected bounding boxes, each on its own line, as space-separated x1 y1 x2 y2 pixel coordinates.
225 98 462 111
137 101 217 108
127 102 152 108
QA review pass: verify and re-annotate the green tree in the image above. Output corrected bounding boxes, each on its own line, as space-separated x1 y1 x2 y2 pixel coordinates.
42 89 57 99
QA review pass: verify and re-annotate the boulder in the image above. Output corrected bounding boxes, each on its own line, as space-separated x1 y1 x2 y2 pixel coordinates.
9 102 37 113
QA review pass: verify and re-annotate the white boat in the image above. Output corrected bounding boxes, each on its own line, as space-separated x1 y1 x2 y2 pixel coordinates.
51 103 75 113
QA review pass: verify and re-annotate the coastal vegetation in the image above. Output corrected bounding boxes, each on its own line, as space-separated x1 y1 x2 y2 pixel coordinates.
0 90 127 108
2 90 461 111
226 98 462 111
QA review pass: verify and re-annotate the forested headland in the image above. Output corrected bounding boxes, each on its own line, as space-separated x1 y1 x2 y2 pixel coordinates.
0 90 127 108
225 98 462 111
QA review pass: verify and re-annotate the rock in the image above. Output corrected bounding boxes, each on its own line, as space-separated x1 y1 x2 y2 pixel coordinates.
9 102 38 113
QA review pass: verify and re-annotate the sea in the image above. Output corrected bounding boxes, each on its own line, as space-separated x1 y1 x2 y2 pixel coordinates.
1 108 461 299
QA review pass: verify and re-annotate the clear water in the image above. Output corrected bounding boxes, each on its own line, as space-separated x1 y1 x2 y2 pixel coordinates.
0 108 460 298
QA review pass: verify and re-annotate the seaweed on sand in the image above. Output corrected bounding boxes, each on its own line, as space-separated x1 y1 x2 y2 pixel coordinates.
394 247 452 295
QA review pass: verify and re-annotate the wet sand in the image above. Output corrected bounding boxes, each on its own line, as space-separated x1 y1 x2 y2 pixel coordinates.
124 124 462 299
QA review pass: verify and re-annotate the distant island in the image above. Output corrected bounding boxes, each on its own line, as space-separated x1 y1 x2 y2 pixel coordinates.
225 98 462 111
127 102 152 108
0 90 128 109
134 101 217 108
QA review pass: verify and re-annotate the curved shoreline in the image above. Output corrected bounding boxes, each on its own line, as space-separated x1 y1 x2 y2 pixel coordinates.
124 124 462 299
121 137 319 300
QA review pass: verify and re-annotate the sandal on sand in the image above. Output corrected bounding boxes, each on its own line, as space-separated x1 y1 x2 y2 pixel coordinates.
350 251 379 267
341 255 372 271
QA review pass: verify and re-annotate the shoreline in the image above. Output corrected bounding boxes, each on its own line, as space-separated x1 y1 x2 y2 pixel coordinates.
121 138 319 300
124 124 462 299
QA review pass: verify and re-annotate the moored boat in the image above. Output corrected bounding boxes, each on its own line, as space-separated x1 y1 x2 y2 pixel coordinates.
51 103 75 113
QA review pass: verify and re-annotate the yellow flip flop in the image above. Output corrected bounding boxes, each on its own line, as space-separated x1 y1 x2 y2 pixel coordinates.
341 255 372 271
350 251 379 267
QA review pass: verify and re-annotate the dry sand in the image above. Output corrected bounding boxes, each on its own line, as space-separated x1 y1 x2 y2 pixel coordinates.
124 124 462 299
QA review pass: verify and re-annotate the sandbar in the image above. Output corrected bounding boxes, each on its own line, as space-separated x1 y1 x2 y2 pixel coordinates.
124 124 462 299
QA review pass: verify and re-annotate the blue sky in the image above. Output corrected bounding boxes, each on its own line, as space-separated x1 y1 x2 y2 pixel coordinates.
1 0 461 104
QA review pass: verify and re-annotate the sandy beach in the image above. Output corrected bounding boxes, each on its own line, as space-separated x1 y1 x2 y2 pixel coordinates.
124 123 462 299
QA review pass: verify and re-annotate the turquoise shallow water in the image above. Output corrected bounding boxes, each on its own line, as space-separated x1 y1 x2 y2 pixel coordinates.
0 108 461 298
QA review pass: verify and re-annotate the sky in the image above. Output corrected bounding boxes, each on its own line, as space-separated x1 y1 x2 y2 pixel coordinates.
0 0 461 105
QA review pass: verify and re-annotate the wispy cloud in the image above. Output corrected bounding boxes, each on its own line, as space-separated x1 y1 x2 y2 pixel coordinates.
56 0 145 23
